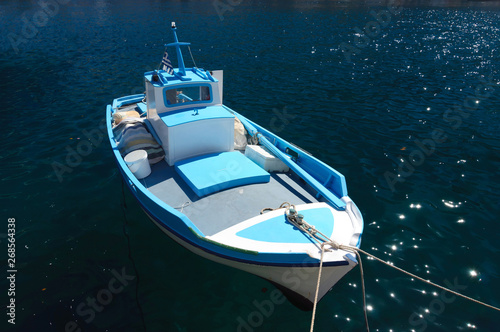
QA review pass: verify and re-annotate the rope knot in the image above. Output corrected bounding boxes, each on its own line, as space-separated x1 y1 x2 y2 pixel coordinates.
323 241 340 251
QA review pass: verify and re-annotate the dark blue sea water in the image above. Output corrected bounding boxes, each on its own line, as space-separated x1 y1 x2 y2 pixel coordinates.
1 0 500 331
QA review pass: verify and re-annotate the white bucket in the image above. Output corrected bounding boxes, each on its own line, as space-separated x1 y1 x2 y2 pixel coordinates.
124 150 151 179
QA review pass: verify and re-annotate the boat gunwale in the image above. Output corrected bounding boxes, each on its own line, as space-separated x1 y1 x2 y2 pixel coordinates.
224 107 349 202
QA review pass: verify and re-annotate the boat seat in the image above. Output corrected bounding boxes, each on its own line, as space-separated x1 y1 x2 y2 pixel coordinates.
175 151 270 197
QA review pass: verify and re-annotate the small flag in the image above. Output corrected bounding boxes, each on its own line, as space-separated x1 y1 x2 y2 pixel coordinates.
161 50 174 74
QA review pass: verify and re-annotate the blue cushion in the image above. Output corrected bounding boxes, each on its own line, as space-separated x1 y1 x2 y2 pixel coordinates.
175 151 270 197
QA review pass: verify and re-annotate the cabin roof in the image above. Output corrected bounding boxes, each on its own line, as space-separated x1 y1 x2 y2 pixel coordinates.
144 68 217 87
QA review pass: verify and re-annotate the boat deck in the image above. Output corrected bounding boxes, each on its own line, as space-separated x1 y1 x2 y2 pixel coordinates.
140 155 320 236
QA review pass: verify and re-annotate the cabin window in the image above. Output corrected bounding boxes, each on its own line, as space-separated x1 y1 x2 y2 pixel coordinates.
164 85 211 107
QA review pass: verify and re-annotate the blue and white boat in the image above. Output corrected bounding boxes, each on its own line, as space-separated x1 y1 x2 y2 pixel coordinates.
106 22 364 310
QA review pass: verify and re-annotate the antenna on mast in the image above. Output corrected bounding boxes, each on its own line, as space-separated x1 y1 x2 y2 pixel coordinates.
166 22 190 77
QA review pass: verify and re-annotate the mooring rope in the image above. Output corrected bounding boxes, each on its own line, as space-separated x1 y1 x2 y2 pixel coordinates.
310 244 325 332
121 180 148 331
264 202 500 332
353 245 500 312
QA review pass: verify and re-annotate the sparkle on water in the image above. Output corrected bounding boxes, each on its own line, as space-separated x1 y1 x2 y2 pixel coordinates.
1 1 499 331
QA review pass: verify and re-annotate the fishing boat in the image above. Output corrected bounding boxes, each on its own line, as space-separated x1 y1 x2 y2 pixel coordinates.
106 22 364 310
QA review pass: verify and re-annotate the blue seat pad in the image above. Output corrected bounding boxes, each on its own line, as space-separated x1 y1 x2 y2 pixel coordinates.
175 151 270 197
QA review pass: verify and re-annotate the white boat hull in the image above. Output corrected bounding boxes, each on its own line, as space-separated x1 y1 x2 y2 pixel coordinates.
147 212 357 309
